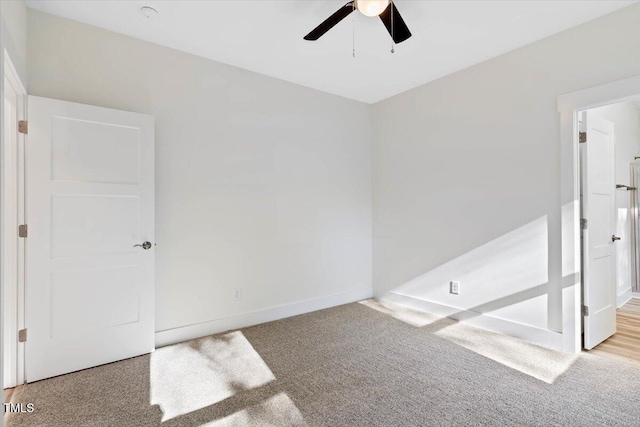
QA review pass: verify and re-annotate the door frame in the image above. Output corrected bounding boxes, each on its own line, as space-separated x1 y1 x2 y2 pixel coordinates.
2 50 27 388
632 161 640 295
558 75 640 353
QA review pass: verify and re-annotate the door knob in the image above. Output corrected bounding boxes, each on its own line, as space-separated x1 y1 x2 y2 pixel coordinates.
134 241 152 250
612 235 621 242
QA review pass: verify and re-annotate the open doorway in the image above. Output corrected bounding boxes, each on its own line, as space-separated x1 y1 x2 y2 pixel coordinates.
579 99 640 365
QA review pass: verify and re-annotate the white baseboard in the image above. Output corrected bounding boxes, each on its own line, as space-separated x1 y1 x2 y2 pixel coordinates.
155 287 373 348
631 292 640 299
617 288 633 308
379 291 565 351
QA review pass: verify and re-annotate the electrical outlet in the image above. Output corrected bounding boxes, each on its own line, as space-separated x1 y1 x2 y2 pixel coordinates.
450 281 460 295
234 287 242 301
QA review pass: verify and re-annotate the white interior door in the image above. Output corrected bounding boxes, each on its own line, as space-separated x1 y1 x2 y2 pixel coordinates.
581 111 616 350
26 96 155 382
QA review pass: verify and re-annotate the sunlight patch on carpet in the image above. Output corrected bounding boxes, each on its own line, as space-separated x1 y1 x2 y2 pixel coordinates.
151 331 275 421
360 298 577 383
434 321 578 384
200 392 307 427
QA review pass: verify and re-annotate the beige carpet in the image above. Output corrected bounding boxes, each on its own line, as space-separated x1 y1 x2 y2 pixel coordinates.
6 299 640 426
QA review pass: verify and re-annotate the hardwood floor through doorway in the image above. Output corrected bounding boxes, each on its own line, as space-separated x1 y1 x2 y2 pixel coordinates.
590 298 640 366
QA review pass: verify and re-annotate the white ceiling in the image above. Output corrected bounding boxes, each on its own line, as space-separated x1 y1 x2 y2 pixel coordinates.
25 0 636 104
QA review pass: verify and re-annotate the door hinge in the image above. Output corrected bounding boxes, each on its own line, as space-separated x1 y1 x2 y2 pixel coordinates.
18 329 27 343
582 305 589 317
579 132 587 143
580 219 587 230
18 120 28 134
18 224 28 238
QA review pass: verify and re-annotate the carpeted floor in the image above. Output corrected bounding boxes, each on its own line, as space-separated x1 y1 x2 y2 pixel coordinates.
6 299 640 426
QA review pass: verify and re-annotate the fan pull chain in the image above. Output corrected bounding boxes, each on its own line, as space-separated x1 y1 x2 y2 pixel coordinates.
352 7 356 58
390 1 395 54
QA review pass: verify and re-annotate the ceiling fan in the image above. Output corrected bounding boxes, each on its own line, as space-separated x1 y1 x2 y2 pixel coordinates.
304 0 412 44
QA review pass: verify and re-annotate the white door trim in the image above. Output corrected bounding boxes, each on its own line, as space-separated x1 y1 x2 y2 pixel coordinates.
2 49 27 388
558 74 640 353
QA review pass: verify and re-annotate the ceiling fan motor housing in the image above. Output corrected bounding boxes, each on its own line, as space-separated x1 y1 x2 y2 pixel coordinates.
303 0 412 44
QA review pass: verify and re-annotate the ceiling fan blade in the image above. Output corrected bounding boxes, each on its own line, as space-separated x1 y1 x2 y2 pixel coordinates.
304 2 355 41
379 2 412 44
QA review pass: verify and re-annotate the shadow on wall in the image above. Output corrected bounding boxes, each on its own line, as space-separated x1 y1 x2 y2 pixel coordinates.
384 216 556 330
378 200 586 354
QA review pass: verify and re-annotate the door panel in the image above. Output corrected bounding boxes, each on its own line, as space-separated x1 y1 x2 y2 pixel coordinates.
51 195 140 258
582 112 616 350
51 265 140 335
590 194 611 249
51 116 141 184
26 96 154 382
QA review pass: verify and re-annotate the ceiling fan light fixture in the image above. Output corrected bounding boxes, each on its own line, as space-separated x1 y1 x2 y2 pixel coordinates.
356 0 390 17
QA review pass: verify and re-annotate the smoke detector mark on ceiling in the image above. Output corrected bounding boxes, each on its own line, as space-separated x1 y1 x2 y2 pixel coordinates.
141 6 158 20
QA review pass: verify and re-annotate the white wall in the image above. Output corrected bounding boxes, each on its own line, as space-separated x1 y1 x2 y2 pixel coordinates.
373 3 640 351
1 0 27 82
590 102 640 307
27 10 373 344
